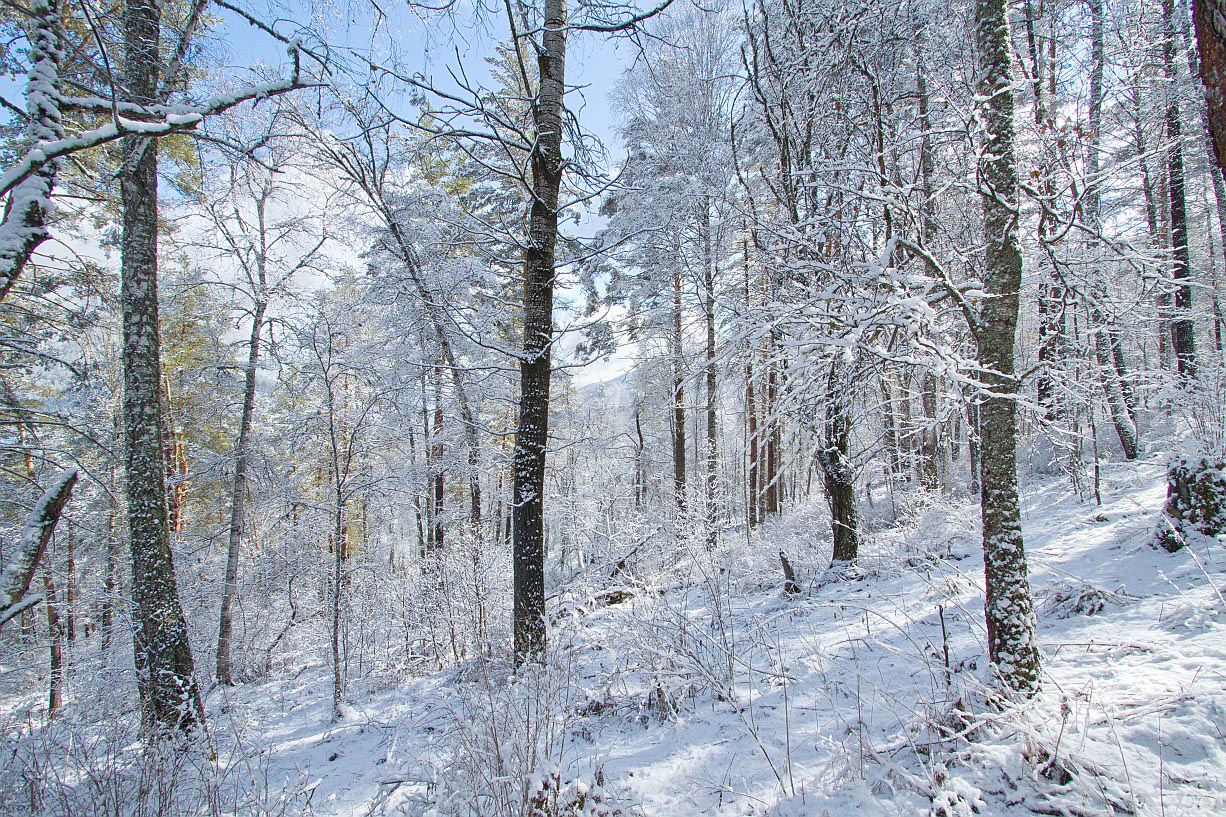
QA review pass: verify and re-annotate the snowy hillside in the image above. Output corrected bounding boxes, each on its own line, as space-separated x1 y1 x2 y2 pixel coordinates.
9 455 1219 816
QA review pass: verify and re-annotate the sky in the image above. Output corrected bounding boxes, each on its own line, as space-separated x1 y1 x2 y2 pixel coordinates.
209 0 642 386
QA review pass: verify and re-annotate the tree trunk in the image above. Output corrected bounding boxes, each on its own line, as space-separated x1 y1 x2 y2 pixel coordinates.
920 373 940 490
764 346 781 516
216 298 267 685
672 265 688 516
972 0 1041 697
430 367 445 552
821 364 858 563
1193 0 1226 178
120 0 202 732
513 0 566 664
0 469 77 629
43 563 64 713
1085 0 1139 460
702 200 718 549
1165 0 1199 380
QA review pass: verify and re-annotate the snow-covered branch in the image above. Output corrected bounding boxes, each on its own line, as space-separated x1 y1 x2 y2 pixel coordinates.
0 467 78 628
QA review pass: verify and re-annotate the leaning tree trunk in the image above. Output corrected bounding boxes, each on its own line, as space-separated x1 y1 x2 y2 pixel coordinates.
216 297 267 685
121 0 202 732
1085 0 1138 460
0 468 77 628
512 0 566 664
972 0 1041 698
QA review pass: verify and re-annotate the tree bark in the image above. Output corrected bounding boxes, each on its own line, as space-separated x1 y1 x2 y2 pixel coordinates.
919 373 940 490
972 0 1041 697
43 562 64 713
120 3 202 733
702 200 718 549
216 295 266 685
820 364 858 563
0 468 77 628
513 0 566 664
1085 0 1138 460
672 265 688 516
1193 0 1226 178
1165 0 1199 379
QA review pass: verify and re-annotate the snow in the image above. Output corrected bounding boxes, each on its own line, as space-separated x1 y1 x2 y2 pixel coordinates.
39 455 1226 813
5 457 1226 815
0 467 78 611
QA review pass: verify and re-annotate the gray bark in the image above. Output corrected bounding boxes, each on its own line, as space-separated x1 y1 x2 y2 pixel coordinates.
121 0 202 731
215 295 266 685
972 0 1041 697
702 200 718 549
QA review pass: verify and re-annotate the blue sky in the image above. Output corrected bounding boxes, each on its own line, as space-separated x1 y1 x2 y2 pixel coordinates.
210 0 631 157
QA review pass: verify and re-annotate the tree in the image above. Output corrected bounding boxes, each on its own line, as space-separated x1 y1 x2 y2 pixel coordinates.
1164 0 1198 380
119 0 203 731
201 135 333 687
971 0 1041 697
604 8 740 539
1192 0 1226 178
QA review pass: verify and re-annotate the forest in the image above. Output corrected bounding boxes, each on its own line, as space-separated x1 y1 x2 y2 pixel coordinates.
1 0 1225 813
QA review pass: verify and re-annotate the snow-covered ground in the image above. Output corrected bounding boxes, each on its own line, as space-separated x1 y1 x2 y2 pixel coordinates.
5 452 1226 816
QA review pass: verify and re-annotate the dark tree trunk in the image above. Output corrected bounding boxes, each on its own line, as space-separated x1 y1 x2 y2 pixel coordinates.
120 0 202 732
702 201 718 549
820 365 858 563
513 0 566 664
43 563 63 713
1193 0 1226 178
973 0 1041 698
672 266 688 516
764 351 781 516
920 373 940 491
431 369 445 552
744 236 760 528
1166 0 1199 379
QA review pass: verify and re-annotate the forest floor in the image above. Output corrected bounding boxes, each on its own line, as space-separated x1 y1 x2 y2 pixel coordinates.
199 449 1226 816
5 450 1225 816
